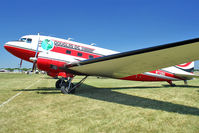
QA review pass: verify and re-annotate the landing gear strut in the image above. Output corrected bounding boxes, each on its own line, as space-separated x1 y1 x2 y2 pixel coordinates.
184 80 188 85
60 76 88 94
167 81 176 87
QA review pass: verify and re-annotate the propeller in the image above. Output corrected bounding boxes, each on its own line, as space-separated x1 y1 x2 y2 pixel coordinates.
18 59 23 72
19 59 23 68
30 33 40 72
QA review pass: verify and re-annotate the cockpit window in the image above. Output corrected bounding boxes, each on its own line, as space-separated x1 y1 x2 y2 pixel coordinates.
26 38 32 43
20 38 26 42
19 38 32 43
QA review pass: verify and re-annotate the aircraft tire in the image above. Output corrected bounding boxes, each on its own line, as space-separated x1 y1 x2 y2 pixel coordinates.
171 84 176 87
55 79 64 89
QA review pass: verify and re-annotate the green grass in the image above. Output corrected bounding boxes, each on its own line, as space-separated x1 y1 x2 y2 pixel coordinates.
0 73 199 133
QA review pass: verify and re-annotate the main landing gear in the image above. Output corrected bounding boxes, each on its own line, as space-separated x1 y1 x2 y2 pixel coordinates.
55 76 88 94
167 81 176 87
167 80 188 87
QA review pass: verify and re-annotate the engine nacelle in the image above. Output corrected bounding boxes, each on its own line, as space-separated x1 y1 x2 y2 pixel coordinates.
36 55 65 75
37 57 74 78
36 51 77 78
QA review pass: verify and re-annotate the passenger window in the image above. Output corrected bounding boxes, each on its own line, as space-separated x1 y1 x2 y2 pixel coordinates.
89 55 94 59
26 38 32 43
77 52 83 57
66 50 71 54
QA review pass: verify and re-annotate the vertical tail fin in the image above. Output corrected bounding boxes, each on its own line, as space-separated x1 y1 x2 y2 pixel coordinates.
175 62 194 73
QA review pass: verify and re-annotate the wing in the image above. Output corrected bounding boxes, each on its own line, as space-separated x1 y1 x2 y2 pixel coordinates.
66 38 199 78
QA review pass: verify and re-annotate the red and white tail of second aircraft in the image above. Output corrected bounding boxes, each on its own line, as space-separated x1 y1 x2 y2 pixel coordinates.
4 34 199 94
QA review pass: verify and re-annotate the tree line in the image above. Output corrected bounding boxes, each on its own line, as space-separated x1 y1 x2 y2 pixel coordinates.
1 68 31 72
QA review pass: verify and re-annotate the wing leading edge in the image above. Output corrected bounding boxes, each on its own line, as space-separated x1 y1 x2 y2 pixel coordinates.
67 38 199 78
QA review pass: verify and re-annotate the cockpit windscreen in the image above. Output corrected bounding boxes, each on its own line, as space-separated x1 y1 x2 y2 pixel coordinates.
19 38 32 43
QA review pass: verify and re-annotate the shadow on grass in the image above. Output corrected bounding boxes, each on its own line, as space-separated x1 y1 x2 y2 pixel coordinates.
76 84 199 116
37 91 61 94
14 84 199 116
14 87 61 94
162 84 199 88
90 86 162 90
14 87 59 91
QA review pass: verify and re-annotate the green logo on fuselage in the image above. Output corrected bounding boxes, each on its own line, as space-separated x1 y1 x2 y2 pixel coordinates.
41 39 54 50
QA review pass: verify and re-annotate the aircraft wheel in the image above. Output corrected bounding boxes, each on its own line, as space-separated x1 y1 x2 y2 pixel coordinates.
55 79 65 89
171 84 176 87
61 82 75 94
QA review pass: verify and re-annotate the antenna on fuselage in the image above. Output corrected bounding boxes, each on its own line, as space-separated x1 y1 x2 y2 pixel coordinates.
67 38 73 41
90 43 96 46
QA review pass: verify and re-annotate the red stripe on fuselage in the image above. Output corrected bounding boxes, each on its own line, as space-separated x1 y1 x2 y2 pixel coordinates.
120 74 169 81
52 39 95 51
51 39 102 59
4 43 102 62
120 70 183 81
52 46 101 59
150 70 184 80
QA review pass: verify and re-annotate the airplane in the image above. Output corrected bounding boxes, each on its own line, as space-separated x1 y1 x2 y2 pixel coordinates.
4 34 199 94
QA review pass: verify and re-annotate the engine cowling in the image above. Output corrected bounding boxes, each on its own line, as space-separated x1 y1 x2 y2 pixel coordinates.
36 51 77 78
37 57 74 78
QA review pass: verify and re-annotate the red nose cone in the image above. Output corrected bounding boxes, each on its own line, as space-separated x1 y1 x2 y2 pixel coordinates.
4 44 7 49
4 44 35 62
4 44 12 53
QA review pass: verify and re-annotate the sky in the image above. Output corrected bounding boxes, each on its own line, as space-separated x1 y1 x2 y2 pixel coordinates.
0 0 199 68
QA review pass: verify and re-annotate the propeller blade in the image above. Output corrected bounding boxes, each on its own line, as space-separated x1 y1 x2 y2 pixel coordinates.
31 61 37 72
34 33 40 59
19 59 23 68
31 33 40 72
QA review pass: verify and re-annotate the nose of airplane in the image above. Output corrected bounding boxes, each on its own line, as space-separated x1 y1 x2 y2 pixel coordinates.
4 42 13 53
4 41 24 61
4 41 35 62
4 42 10 51
4 41 22 58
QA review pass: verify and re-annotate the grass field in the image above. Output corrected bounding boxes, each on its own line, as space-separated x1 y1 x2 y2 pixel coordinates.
0 73 199 133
